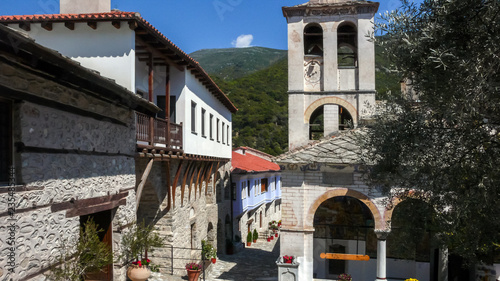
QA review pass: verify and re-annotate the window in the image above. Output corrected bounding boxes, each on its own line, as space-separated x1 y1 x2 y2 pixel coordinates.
241 181 247 199
222 122 225 144
201 108 206 137
0 100 12 184
209 114 214 140
157 95 166 119
170 96 176 122
261 178 268 193
191 101 197 133
337 23 358 67
216 118 220 142
247 180 251 198
227 124 230 146
304 23 323 56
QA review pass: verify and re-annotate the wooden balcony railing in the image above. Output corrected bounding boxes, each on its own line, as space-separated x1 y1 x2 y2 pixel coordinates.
135 112 183 151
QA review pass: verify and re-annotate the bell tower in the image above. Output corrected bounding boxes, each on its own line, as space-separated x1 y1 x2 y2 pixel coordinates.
283 0 379 150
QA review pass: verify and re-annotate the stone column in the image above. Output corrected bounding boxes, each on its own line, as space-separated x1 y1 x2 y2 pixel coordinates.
375 230 390 281
323 104 339 137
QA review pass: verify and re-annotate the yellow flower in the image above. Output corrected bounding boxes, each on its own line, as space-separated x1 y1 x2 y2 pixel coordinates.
405 279 419 281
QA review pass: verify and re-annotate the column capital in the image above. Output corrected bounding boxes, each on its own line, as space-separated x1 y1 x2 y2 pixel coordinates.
374 229 390 240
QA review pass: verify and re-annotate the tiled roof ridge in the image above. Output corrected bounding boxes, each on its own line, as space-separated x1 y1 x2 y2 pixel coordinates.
275 130 357 161
0 11 238 113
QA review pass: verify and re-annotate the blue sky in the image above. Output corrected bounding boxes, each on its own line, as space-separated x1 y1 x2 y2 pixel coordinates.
0 0 407 54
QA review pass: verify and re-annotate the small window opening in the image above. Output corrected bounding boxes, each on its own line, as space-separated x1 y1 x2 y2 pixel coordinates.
337 23 358 67
304 24 323 56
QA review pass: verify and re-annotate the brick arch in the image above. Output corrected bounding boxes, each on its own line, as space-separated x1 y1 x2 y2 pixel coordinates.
305 188 385 230
304 97 358 125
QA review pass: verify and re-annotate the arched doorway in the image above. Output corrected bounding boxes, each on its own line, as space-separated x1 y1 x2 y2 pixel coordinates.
387 199 434 281
313 196 376 280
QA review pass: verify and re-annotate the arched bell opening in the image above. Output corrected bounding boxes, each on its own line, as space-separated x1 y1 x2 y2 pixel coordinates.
313 196 377 280
337 23 358 68
304 23 324 57
308 105 354 140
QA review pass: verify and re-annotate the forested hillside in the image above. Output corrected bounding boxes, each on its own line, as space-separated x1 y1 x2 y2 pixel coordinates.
191 46 399 155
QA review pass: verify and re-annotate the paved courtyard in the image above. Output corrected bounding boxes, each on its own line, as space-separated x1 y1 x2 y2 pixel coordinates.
206 237 280 281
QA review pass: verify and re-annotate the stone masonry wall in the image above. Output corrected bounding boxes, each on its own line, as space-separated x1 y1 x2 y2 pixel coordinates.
135 159 228 277
0 100 137 280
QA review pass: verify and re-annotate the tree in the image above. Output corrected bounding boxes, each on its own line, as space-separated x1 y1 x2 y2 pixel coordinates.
359 0 500 263
47 219 113 281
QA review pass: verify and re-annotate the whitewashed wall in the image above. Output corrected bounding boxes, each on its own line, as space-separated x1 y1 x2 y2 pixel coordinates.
8 22 136 92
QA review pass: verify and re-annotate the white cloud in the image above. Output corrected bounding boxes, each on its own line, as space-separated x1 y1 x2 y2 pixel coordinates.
232 34 253 48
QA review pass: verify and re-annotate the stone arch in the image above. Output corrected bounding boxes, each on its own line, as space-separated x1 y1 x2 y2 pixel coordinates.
332 20 358 31
304 97 358 126
306 188 385 230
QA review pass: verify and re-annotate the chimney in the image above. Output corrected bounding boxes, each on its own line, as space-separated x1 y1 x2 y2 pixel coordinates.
60 0 111 14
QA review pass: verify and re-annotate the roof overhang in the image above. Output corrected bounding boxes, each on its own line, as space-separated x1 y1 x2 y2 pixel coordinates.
282 1 379 19
0 12 238 113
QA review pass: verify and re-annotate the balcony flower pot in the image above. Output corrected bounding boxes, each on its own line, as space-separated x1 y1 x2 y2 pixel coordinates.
275 233 278 238
211 257 216 264
247 241 251 247
127 265 151 281
270 236 274 240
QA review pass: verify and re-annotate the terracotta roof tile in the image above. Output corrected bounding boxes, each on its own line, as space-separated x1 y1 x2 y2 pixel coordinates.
0 11 237 113
232 151 281 173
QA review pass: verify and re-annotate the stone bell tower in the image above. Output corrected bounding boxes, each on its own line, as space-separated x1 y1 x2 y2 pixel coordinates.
283 0 379 150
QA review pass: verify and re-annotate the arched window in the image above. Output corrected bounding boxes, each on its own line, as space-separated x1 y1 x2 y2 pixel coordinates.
337 23 357 67
309 105 354 140
304 23 323 56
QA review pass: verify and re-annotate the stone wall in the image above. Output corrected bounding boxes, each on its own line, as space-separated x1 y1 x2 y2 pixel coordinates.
136 159 230 277
0 59 138 280
236 200 282 243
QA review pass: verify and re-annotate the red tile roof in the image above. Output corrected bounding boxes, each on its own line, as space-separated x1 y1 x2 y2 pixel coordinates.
232 150 281 173
0 11 238 113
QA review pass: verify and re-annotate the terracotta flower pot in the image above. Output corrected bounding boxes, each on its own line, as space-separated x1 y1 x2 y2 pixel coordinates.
270 236 274 240
127 266 151 281
275 233 278 237
253 239 257 243
247 242 251 247
211 258 216 264
187 269 201 281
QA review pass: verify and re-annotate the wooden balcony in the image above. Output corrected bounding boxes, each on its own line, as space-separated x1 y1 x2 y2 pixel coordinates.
135 112 183 151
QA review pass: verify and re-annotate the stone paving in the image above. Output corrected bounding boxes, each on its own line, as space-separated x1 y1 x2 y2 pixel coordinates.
147 237 280 281
206 237 280 281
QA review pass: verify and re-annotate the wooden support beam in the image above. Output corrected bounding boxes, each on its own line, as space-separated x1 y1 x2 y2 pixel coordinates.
188 162 200 201
128 20 138 30
171 160 184 209
41 22 52 31
320 253 370 261
136 158 154 210
87 21 97 30
65 22 75 30
112 21 121 29
213 161 220 193
19 22 30 31
205 162 215 196
181 161 193 206
165 161 171 212
196 162 206 198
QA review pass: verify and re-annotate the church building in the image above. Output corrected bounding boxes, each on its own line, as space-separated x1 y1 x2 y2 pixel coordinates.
276 1 446 280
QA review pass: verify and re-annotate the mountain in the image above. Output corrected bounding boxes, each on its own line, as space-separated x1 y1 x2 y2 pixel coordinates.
190 47 287 81
190 46 400 155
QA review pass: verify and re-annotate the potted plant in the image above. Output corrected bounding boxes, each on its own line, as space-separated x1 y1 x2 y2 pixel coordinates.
121 221 165 281
405 279 419 281
283 255 294 264
253 229 258 243
46 219 113 281
201 240 217 264
185 262 202 281
246 231 252 247
338 273 352 281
